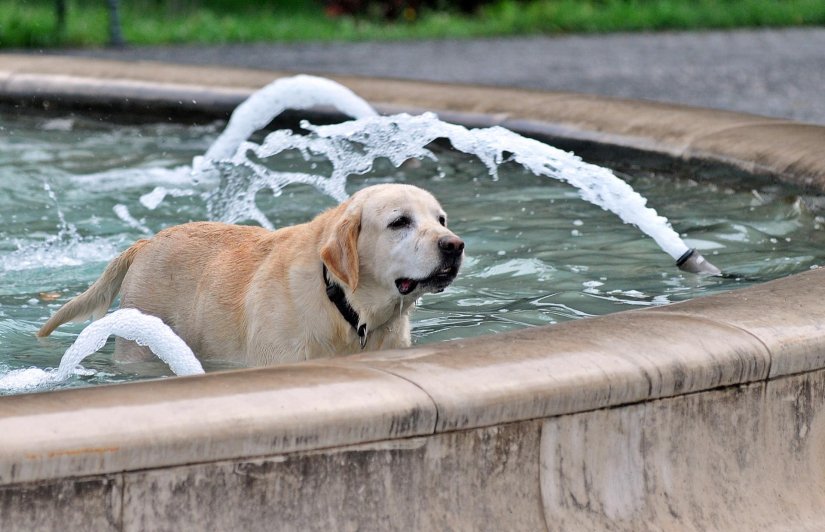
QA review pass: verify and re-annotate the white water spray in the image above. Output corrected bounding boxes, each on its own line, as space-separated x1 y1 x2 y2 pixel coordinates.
1 309 203 394
184 74 710 269
191 75 722 272
308 113 692 260
194 74 378 172
0 182 119 272
55 308 204 379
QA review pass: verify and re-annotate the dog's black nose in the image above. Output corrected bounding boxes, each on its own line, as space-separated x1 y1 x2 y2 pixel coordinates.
438 235 465 256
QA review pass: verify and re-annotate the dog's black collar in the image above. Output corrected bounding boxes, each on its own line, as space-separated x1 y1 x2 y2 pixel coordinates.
322 264 368 349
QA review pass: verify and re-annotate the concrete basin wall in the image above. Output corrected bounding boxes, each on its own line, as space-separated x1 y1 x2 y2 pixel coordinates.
2 56 825 530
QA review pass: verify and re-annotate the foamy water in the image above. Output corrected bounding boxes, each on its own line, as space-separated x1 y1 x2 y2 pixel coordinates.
0 182 120 272
193 77 690 259
0 236 119 272
307 114 690 258
55 308 203 379
69 165 195 192
195 74 378 170
0 365 98 394
0 309 203 394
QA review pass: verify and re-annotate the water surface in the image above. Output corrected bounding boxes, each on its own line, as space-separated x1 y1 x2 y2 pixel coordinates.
1 111 822 393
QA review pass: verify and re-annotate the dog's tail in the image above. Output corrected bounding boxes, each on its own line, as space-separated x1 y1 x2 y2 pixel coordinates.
37 239 150 338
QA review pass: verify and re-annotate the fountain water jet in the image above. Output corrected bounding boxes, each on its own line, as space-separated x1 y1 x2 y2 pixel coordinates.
54 308 204 379
2 309 202 394
0 308 204 392
194 74 377 172
196 77 720 274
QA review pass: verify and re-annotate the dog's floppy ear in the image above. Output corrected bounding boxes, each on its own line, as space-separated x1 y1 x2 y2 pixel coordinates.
320 203 361 291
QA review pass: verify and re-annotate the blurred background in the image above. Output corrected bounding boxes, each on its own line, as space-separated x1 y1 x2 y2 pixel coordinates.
2 0 823 49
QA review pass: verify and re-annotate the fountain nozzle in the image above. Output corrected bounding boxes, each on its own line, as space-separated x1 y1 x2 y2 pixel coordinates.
676 248 722 276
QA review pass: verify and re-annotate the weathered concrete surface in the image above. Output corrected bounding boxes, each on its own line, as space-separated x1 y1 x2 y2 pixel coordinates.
654 267 825 379
336 311 770 432
0 364 436 486
121 423 544 532
5 371 825 531
0 476 121 531
541 372 825 531
3 55 825 190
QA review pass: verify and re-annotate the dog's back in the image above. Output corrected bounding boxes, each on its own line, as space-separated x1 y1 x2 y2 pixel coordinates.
38 222 275 362
117 222 275 361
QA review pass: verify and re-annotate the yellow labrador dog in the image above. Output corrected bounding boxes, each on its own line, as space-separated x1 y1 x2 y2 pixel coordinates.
37 184 464 367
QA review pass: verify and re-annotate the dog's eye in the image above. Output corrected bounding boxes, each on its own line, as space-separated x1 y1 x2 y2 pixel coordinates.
438 215 447 227
388 216 412 230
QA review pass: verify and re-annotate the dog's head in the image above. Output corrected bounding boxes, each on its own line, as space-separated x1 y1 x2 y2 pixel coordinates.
321 184 463 298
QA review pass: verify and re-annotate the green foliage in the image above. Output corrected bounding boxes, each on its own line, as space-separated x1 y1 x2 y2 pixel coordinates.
1 0 824 48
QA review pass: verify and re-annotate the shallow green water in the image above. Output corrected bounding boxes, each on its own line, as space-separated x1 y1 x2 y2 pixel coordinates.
2 111 824 394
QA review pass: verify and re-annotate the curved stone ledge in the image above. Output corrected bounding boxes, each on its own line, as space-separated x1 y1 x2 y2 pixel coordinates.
653 267 825 379
0 364 437 485
337 310 770 432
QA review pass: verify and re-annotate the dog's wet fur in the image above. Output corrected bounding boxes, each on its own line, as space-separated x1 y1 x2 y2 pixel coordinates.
38 184 464 367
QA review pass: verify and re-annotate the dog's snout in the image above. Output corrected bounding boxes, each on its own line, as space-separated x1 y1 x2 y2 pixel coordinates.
438 235 465 256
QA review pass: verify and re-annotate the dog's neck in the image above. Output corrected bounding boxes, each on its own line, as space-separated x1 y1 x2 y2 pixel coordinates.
322 264 416 351
322 264 369 349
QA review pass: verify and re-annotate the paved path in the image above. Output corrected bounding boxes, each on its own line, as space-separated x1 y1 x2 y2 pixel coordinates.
55 27 825 126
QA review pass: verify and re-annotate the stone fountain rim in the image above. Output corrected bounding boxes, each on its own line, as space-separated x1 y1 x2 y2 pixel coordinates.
1 55 824 486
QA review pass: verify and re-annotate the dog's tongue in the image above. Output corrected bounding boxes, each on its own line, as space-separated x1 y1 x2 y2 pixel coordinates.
396 278 417 295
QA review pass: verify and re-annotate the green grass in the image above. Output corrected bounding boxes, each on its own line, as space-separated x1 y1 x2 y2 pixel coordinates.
1 0 825 49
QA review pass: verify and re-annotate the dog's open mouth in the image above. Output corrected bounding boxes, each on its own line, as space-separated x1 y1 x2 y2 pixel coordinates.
395 265 460 296
395 278 419 295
